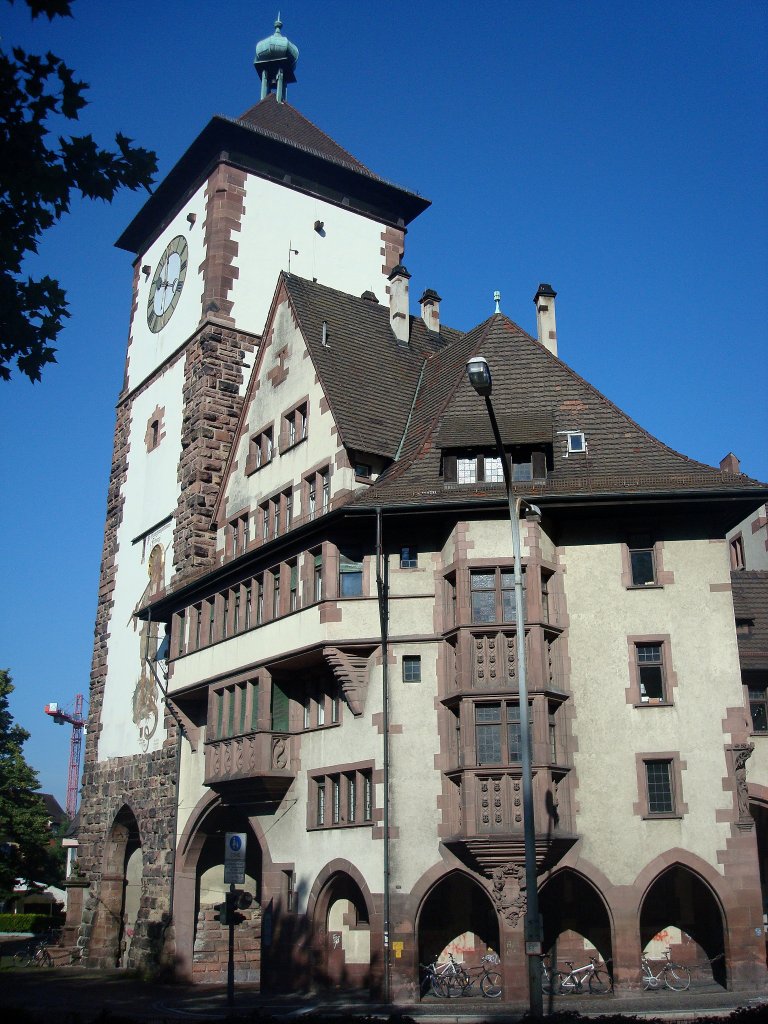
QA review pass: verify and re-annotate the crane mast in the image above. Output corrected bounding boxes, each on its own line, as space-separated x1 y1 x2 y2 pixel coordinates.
44 694 85 819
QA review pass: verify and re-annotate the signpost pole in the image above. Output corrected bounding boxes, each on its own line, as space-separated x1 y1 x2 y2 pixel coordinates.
227 882 235 1008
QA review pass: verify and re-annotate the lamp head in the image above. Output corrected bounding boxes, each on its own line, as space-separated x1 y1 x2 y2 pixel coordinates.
466 356 492 397
524 503 542 524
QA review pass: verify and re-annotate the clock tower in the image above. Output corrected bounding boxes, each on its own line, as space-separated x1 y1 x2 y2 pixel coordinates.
77 20 429 968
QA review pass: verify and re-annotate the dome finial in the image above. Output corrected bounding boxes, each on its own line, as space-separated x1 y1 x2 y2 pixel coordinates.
255 15 299 103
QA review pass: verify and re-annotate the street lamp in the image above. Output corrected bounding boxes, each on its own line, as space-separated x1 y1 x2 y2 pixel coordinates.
466 355 543 1017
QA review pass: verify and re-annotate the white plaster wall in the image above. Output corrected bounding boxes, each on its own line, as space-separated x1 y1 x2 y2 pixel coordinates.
127 186 208 390
464 519 531 561
98 361 185 759
222 301 342 528
231 176 392 335
563 537 745 884
177 732 207 842
728 504 768 570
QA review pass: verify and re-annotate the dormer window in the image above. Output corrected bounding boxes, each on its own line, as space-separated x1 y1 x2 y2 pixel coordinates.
444 447 550 483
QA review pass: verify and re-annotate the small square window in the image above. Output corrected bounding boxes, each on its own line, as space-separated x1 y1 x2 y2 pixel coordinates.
355 462 372 478
403 655 421 682
567 432 586 454
400 546 418 569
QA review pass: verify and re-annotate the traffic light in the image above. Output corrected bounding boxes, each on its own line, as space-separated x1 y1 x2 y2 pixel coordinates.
216 890 254 926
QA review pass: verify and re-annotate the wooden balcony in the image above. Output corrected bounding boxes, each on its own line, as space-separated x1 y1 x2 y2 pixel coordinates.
442 766 577 872
204 730 295 804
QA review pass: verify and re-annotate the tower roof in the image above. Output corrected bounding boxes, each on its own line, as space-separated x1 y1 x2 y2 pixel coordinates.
254 16 299 102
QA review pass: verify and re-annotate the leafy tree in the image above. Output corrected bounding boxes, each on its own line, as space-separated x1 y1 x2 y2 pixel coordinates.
0 668 63 899
0 0 157 382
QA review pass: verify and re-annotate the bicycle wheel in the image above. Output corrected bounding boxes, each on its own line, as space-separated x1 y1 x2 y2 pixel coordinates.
541 970 554 995
444 973 466 997
40 948 54 968
12 950 32 967
480 970 503 998
589 969 612 994
664 964 691 991
430 973 450 998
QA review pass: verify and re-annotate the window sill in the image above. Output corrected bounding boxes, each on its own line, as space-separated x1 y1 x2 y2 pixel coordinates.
245 457 273 477
626 583 663 591
751 731 768 738
281 436 307 456
642 813 683 820
633 701 674 709
307 821 374 832
355 474 374 484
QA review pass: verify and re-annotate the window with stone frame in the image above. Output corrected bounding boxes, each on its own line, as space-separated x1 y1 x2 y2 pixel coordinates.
402 655 421 682
312 550 323 602
730 534 746 571
339 549 364 597
288 560 299 612
627 635 676 706
474 701 530 765
628 533 656 586
228 512 249 559
470 567 524 624
282 400 308 451
308 763 374 829
302 684 339 730
209 676 260 741
246 424 274 474
271 568 281 619
748 681 768 733
303 465 331 522
635 752 686 818
400 545 418 569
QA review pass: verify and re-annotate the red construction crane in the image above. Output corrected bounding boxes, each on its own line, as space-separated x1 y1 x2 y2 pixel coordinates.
44 695 85 819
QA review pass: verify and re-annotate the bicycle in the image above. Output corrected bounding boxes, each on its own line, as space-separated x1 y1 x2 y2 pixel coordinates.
551 956 612 994
453 952 503 998
420 953 469 997
12 935 55 968
641 951 691 991
539 954 557 994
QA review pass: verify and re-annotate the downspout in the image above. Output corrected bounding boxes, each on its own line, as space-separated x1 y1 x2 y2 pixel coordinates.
375 507 391 1002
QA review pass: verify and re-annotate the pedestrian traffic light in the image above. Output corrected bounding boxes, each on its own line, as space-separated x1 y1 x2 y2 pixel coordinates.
215 890 253 926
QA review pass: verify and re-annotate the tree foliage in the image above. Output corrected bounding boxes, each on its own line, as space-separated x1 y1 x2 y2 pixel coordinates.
0 668 63 898
0 0 157 382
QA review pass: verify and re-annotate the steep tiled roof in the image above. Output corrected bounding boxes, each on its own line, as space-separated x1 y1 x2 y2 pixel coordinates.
284 275 463 459
348 313 768 508
237 94 378 179
733 571 768 670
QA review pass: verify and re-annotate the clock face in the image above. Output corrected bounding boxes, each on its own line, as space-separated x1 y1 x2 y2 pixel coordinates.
147 234 188 333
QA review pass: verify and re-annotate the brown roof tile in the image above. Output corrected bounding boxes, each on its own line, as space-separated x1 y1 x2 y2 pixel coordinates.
733 571 768 670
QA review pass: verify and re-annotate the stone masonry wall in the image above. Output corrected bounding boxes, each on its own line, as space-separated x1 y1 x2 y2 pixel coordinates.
193 905 261 985
173 321 255 584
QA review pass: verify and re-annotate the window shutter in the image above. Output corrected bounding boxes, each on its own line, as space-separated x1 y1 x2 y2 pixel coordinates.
532 451 547 479
271 681 289 731
443 454 457 482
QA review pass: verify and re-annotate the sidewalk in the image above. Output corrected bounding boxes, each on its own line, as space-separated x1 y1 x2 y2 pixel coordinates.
1 965 767 1023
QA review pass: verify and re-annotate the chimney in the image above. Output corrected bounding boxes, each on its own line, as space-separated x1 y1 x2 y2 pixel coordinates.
388 264 411 345
720 452 741 474
419 288 442 334
533 283 558 357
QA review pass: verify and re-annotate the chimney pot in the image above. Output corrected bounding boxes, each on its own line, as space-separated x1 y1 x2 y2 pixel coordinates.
419 288 442 334
361 290 379 303
388 265 411 345
533 283 558 357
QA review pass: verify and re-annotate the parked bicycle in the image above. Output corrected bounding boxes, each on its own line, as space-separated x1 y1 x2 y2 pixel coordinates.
550 955 612 994
12 933 57 968
641 951 691 991
453 952 503 998
420 952 470 997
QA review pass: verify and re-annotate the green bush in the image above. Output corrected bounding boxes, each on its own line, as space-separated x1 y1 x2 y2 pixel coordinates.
0 913 57 933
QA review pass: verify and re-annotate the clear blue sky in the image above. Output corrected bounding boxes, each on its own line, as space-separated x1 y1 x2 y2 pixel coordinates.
1 0 766 808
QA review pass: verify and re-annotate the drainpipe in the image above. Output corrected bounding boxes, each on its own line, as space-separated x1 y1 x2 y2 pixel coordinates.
375 507 391 1002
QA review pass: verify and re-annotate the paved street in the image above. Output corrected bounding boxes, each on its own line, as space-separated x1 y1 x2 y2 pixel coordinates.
1 964 768 1023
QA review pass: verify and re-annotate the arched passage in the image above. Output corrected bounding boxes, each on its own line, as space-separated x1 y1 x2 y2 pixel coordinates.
417 872 499 971
540 869 613 969
311 870 373 991
640 864 727 987
90 804 143 967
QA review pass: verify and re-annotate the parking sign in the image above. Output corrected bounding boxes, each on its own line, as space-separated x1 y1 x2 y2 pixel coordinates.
224 832 246 884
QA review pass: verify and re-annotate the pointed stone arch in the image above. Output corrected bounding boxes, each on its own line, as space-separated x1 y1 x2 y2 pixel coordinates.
415 868 500 971
306 860 378 992
637 855 727 987
539 867 614 969
88 803 143 967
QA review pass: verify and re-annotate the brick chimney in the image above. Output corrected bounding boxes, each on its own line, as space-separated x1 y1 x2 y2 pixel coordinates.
533 283 558 357
720 452 741 474
388 264 411 346
419 288 441 334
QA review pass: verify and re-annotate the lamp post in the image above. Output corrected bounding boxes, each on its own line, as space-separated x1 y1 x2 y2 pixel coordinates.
466 355 543 1017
